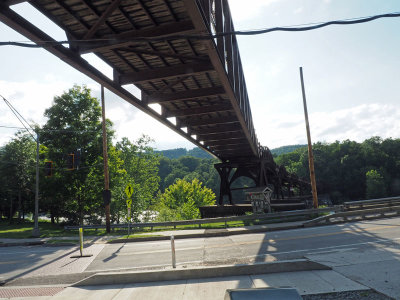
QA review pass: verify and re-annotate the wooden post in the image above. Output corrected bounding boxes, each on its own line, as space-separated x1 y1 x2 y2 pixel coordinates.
299 67 318 209
101 86 111 233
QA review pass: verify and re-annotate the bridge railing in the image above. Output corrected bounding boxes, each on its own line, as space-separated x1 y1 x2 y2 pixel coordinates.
197 0 258 155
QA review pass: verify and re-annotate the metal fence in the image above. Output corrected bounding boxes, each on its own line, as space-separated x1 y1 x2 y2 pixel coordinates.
64 206 340 231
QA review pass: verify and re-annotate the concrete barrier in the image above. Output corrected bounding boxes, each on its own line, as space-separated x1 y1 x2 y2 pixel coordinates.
304 205 400 227
73 259 330 287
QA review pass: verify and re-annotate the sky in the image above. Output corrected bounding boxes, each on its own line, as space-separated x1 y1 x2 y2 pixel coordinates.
0 0 400 150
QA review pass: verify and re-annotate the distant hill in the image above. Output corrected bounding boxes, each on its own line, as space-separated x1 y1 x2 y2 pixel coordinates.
270 145 306 156
156 147 213 159
157 144 306 159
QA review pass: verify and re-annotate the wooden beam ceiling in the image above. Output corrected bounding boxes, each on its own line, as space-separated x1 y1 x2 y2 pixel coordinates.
83 0 122 39
78 21 195 54
119 62 214 84
146 87 225 103
186 115 238 127
168 103 233 117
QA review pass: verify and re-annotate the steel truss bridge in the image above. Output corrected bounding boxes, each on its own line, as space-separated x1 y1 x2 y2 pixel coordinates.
0 0 309 204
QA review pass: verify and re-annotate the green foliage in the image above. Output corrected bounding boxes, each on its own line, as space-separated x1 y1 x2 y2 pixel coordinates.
157 147 212 159
156 178 216 221
115 136 160 222
40 85 108 224
276 137 400 203
158 156 219 194
271 144 306 156
0 132 36 220
366 169 386 199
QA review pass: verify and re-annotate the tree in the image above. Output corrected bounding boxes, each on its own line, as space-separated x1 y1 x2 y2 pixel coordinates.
0 132 36 221
40 85 113 224
366 169 386 199
115 136 160 222
156 178 216 221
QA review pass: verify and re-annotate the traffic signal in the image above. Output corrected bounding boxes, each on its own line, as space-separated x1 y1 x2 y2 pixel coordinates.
44 161 52 177
67 154 74 170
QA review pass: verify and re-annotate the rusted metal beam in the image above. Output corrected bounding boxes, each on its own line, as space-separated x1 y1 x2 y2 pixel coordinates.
186 115 238 127
146 87 225 103
119 62 214 84
79 21 195 54
83 0 122 39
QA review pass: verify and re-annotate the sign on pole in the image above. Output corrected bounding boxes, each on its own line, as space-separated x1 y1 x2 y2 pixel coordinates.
125 183 133 198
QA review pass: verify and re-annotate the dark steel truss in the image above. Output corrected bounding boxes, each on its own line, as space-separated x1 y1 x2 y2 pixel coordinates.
0 0 310 203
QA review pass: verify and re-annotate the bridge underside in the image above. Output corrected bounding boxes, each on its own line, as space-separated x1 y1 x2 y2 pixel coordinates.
0 0 310 203
215 148 310 205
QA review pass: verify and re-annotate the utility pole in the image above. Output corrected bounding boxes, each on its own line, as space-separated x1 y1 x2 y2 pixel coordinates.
299 67 318 209
101 86 111 233
32 132 40 237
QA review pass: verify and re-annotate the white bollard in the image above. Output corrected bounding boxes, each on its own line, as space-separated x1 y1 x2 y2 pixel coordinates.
171 235 176 268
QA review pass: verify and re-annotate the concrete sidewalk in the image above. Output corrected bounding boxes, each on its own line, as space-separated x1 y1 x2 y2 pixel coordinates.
0 269 373 300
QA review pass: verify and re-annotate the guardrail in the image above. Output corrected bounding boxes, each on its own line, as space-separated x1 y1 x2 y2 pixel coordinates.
343 196 400 210
304 205 400 227
64 206 341 231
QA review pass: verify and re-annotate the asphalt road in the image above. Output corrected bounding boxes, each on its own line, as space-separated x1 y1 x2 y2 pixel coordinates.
85 217 400 272
1 217 399 284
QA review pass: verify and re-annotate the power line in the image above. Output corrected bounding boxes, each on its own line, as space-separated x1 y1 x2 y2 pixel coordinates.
0 11 399 47
0 94 36 140
0 125 99 133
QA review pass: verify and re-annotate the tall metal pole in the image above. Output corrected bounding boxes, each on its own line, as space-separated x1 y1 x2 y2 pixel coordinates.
32 133 40 237
299 67 318 209
101 86 111 233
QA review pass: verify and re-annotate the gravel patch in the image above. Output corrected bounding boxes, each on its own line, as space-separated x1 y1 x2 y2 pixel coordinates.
302 290 393 300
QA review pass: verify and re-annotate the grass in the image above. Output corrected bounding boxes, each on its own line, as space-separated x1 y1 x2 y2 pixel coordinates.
0 219 110 239
45 239 78 245
0 213 311 239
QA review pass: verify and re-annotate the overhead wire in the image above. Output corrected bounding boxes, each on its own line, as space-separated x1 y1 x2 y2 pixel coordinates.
0 94 36 140
0 11 399 47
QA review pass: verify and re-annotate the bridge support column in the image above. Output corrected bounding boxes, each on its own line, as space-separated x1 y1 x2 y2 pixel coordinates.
214 164 233 205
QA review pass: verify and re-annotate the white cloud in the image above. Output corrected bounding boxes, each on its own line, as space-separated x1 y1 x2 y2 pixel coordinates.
255 103 400 148
0 78 72 145
293 7 303 14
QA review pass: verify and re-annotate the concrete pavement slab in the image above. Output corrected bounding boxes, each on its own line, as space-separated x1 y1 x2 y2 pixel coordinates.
335 260 400 300
306 246 400 299
51 270 371 300
55 284 125 299
252 270 368 295
21 244 104 278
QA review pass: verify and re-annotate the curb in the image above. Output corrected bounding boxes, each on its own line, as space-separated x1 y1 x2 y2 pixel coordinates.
108 223 303 244
0 241 45 247
73 259 330 287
